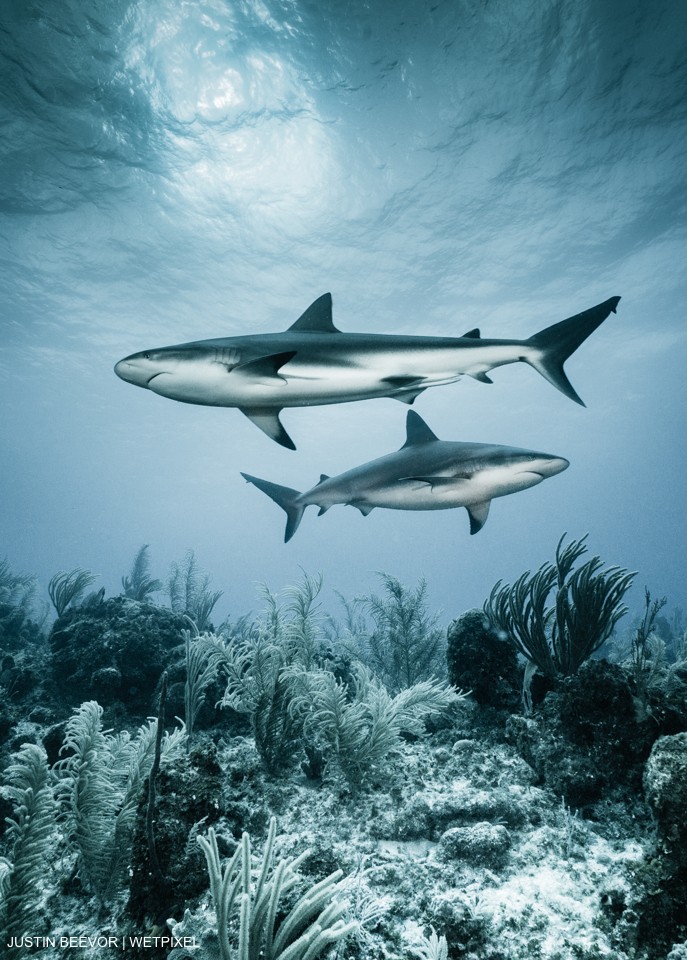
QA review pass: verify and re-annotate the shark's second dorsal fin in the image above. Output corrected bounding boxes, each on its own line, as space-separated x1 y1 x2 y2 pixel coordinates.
461 328 481 338
288 294 339 333
401 410 440 448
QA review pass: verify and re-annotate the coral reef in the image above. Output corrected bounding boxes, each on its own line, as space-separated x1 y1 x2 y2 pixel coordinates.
49 597 188 718
1 557 686 958
446 609 521 711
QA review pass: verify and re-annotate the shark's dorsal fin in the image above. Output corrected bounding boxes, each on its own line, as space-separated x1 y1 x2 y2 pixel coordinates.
466 500 490 535
316 474 330 485
287 294 339 333
401 410 440 448
239 407 296 450
462 328 481 338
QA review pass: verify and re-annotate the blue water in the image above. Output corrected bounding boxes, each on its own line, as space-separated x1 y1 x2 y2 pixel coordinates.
1 0 686 625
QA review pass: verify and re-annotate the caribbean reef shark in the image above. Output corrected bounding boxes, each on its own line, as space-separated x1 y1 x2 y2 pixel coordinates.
241 410 569 541
114 293 620 449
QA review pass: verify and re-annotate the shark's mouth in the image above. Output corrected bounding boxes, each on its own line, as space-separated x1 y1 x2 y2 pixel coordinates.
146 372 168 385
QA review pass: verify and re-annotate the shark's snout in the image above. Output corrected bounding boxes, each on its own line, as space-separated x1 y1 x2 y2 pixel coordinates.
114 358 134 382
538 456 570 478
114 353 162 388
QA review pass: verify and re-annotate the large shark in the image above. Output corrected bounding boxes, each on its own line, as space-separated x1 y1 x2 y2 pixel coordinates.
114 293 620 449
241 410 569 541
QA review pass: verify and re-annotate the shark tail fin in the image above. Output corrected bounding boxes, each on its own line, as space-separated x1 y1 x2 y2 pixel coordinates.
241 473 305 542
525 296 620 405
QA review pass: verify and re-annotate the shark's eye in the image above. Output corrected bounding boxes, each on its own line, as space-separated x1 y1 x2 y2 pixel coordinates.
143 352 151 360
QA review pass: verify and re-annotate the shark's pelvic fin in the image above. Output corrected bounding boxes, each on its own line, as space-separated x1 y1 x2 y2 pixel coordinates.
466 500 490 534
382 375 427 405
401 410 440 448
393 387 427 404
239 407 296 450
525 296 621 406
241 473 304 541
287 293 340 333
234 351 296 383
349 501 375 516
405 476 468 489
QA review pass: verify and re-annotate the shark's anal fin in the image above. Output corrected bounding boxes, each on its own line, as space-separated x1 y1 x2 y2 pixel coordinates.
469 372 493 384
239 407 296 450
234 351 296 382
287 294 340 333
317 505 331 516
466 500 490 534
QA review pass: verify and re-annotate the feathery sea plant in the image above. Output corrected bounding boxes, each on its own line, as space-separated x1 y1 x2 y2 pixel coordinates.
183 624 228 742
363 574 445 692
0 557 45 648
484 534 635 679
220 629 304 773
0 558 36 612
168 550 222 631
122 544 162 601
0 744 58 955
48 567 97 617
628 589 668 702
288 663 463 786
55 700 186 904
219 573 327 772
410 927 449 960
197 816 356 960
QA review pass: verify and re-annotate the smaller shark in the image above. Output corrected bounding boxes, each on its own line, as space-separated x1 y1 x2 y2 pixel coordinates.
241 411 569 541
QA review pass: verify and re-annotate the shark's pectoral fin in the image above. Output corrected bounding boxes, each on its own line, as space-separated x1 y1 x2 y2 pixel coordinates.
239 407 296 450
466 500 490 535
234 351 297 383
469 372 493 384
349 501 375 516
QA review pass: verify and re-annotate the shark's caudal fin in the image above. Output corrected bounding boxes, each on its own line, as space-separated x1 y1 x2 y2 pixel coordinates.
525 296 620 405
241 473 304 542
